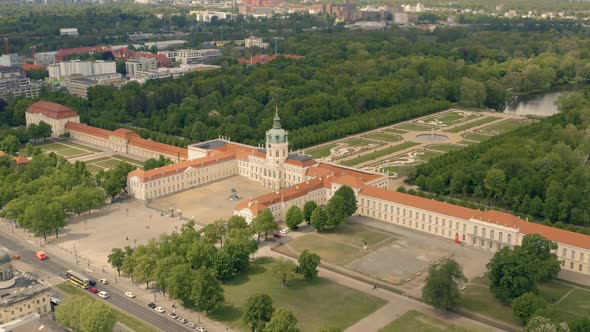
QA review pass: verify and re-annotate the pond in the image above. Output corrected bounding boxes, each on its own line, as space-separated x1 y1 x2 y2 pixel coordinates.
503 90 564 117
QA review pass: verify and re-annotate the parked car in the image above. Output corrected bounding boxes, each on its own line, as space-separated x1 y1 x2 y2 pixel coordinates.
187 322 196 328
272 232 282 238
88 280 96 286
155 307 165 313
35 251 46 260
88 287 98 294
279 228 290 234
49 295 60 305
147 303 156 309
124 292 135 298
168 312 177 319
195 326 207 332
177 317 187 324
97 291 109 299
98 278 108 285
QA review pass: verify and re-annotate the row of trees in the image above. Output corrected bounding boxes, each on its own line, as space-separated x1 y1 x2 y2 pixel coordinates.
413 91 590 226
0 121 52 155
54 295 116 332
310 185 357 231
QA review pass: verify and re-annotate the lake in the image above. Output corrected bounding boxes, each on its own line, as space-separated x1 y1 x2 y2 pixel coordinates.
503 90 564 116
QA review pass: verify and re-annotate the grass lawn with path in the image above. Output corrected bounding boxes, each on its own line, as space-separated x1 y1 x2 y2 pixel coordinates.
385 128 407 134
462 133 493 142
381 165 416 178
458 140 477 145
444 117 501 133
343 138 377 147
480 119 530 135
397 123 434 132
362 132 402 143
342 142 420 166
379 310 492 332
56 282 158 332
306 143 338 159
211 257 386 331
427 144 464 153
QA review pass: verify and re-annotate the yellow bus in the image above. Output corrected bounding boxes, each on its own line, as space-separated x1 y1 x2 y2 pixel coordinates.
65 270 90 289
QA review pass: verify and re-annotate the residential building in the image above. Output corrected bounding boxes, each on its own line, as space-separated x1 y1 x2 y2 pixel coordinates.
0 251 51 328
33 51 56 66
126 57 158 79
189 10 233 22
245 36 269 49
158 49 221 65
0 54 18 67
63 73 125 98
59 28 79 36
48 60 116 79
0 67 39 99
128 64 219 84
394 12 418 25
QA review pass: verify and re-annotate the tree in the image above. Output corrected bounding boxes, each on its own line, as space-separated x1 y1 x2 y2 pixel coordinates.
79 300 117 332
333 185 357 216
166 264 195 307
303 200 317 223
459 77 486 107
285 205 304 230
484 168 506 202
30 121 52 140
272 258 297 288
143 155 173 170
191 267 224 314
325 194 347 228
512 293 547 324
520 234 560 282
487 246 539 302
421 258 467 310
202 219 227 247
524 316 569 332
265 307 299 332
252 209 277 242
108 248 126 276
310 206 328 231
0 135 19 155
55 296 86 331
243 293 274 332
23 199 64 241
570 318 590 332
297 249 321 280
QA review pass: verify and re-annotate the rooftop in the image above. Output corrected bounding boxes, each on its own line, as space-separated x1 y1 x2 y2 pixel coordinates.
27 101 79 120
0 271 50 307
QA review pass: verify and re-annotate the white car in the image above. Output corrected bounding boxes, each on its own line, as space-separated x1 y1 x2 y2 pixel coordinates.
196 326 207 332
97 291 109 299
124 292 136 298
155 306 166 313
49 295 60 305
279 228 290 234
177 317 187 324
98 278 108 285
187 322 196 328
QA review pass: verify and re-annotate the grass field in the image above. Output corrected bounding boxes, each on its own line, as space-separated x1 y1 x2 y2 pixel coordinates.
306 143 338 159
381 165 416 178
343 138 376 147
420 111 479 127
385 128 407 134
462 133 493 142
112 154 143 165
379 310 492 332
458 140 477 145
342 142 420 166
282 223 393 266
40 142 92 158
210 258 386 331
427 144 464 153
480 119 530 135
362 132 402 143
56 282 158 332
82 156 142 173
444 117 501 133
460 276 590 326
396 123 433 132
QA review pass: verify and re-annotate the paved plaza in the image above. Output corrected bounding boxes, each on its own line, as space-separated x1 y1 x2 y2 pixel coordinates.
149 176 270 226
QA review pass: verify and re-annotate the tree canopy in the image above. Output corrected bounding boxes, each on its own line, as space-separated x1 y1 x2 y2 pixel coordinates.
421 258 467 311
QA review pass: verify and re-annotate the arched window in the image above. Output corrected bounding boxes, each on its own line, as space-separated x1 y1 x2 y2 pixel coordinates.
482 228 486 238
490 230 494 240
507 234 512 244
499 232 503 242
276 150 279 157
473 226 478 235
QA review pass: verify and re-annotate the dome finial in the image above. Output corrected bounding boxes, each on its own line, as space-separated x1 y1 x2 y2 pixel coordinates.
275 106 278 117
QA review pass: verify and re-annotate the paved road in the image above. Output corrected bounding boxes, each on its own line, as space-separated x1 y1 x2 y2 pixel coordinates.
0 231 193 332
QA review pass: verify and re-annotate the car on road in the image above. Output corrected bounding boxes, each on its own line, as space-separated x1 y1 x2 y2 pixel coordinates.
89 280 96 286
155 306 165 313
177 317 187 324
272 232 281 238
147 303 156 309
98 278 108 285
279 228 290 234
195 326 207 332
168 312 177 319
11 254 20 260
187 322 196 328
35 251 46 260
124 292 135 298
97 291 109 299
88 287 98 294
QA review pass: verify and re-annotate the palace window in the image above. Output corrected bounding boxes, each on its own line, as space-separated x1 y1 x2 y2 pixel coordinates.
507 234 512 244
581 253 585 262
462 224 466 232
563 248 567 257
499 232 503 242
571 250 576 259
482 228 486 238
422 213 425 221
481 239 485 247
580 264 583 272
473 226 478 235
570 262 574 269
490 230 494 240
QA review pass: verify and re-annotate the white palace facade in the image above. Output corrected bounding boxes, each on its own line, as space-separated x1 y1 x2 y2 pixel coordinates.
24 101 590 278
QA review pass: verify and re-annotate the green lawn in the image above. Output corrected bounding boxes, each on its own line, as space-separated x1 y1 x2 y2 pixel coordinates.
397 123 433 132
85 164 103 173
58 147 89 157
56 283 158 332
210 258 386 332
458 140 477 145
462 133 493 142
95 159 127 169
413 150 443 161
427 144 464 152
480 119 530 135
381 166 416 178
444 117 501 133
112 154 144 166
61 141 102 152
284 223 393 266
84 156 112 164
343 138 376 147
40 142 71 151
379 310 492 332
306 143 338 159
342 142 419 166
385 128 407 134
363 132 402 143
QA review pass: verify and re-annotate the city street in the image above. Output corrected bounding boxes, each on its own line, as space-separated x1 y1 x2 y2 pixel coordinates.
0 230 194 332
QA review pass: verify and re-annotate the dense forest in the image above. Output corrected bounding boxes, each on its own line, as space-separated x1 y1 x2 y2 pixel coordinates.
412 90 590 227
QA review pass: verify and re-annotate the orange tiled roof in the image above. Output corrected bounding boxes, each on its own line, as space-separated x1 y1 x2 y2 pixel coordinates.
27 101 79 120
285 157 316 167
21 64 45 71
306 163 384 183
128 138 188 160
112 128 140 140
66 122 111 139
13 155 30 164
359 186 590 250
235 177 325 212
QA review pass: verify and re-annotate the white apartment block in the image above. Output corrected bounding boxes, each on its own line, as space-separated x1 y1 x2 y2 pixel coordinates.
126 57 158 79
158 49 221 65
245 36 269 49
48 60 116 79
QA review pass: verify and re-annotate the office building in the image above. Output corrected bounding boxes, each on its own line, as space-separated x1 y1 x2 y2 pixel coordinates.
158 49 222 65
0 67 39 99
47 60 116 79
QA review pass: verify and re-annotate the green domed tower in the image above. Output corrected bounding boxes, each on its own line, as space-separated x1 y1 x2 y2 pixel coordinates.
266 108 288 164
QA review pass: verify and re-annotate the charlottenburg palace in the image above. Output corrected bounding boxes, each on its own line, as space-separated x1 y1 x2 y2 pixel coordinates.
26 101 590 277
